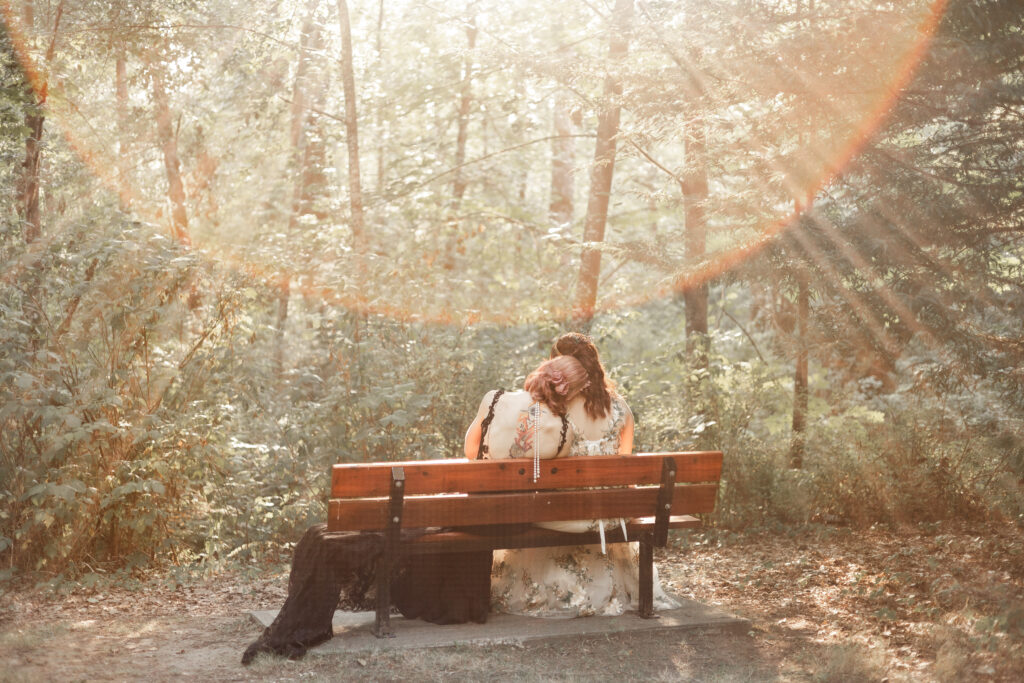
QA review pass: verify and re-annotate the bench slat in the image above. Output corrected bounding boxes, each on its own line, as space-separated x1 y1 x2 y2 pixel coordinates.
328 483 717 531
391 516 703 554
331 452 722 497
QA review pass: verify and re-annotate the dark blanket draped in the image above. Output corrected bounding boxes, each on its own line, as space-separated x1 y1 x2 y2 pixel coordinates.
242 524 491 664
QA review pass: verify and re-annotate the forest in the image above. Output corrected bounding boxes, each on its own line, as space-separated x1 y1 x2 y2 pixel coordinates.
2 0 1022 575
1 0 1023 658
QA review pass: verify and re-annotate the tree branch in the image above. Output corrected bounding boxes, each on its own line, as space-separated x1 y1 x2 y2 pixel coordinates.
722 306 768 365
628 139 684 186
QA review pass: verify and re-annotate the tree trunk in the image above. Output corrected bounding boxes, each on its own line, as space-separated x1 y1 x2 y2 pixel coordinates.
151 69 190 245
273 276 291 373
290 6 326 221
115 53 131 212
682 111 709 362
20 109 44 244
549 91 575 229
337 0 366 251
452 15 477 208
17 0 63 244
789 271 809 469
572 0 633 327
275 1 323 374
16 0 63 351
374 0 386 193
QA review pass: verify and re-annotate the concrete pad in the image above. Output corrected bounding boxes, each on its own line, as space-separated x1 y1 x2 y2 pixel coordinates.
249 598 749 654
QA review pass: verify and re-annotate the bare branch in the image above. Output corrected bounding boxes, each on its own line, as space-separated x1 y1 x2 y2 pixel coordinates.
628 139 684 187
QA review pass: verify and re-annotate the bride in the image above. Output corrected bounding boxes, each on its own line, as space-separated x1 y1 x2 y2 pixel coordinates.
471 332 678 617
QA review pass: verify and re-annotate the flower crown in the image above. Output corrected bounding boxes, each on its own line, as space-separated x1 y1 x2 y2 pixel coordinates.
549 371 590 395
550 370 570 395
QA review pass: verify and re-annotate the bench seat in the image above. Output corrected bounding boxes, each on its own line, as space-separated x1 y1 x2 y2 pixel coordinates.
327 451 722 636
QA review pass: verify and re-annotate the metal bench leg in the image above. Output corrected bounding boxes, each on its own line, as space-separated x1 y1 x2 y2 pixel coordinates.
639 455 674 619
374 466 405 638
639 531 655 619
374 554 394 637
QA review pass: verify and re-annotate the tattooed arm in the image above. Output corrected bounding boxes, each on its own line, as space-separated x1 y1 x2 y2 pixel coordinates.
463 390 496 459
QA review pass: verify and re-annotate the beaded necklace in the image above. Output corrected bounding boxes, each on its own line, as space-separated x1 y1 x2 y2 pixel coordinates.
529 403 541 481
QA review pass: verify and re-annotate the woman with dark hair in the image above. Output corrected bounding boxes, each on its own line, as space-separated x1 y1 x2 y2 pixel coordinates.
550 331 634 457
489 332 677 618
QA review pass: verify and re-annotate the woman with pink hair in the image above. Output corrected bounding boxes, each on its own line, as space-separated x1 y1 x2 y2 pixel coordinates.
464 354 590 463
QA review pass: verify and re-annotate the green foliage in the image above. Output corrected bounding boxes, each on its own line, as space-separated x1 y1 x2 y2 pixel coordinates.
1 208 241 573
606 300 1023 530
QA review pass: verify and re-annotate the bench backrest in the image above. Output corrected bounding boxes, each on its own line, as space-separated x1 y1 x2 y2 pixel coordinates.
327 451 722 532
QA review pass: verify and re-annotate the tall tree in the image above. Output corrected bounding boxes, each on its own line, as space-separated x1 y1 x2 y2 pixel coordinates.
114 49 131 212
337 0 366 251
16 0 63 244
790 259 810 469
275 1 323 372
151 65 190 245
9 0 63 353
681 110 709 355
549 89 575 229
572 0 633 326
373 0 386 193
451 12 477 209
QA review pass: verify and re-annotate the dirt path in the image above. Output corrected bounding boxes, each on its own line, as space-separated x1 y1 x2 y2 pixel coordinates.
2 521 1022 681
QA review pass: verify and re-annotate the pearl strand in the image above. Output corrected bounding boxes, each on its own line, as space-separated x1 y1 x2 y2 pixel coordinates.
531 404 540 482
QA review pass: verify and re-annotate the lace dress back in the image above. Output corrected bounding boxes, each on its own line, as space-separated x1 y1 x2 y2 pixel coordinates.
567 398 629 457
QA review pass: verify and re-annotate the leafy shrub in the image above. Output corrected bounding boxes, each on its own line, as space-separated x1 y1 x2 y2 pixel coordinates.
1 216 239 573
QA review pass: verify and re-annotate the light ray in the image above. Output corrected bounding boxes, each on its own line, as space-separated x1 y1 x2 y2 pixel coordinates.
602 0 949 318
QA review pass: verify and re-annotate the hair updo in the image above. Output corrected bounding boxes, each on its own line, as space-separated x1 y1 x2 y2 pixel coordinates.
550 332 613 419
523 355 589 416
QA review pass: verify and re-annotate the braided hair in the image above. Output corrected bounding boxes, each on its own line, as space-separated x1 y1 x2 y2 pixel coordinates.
550 332 613 420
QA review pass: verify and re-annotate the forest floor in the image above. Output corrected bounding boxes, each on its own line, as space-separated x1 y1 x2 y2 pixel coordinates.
1 520 1022 682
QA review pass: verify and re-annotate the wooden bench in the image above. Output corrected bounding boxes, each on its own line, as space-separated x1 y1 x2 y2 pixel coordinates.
328 451 723 636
